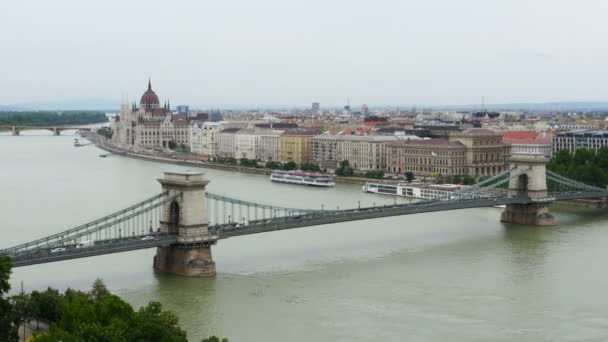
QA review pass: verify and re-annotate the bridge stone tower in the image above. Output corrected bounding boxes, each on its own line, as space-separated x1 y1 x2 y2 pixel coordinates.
153 171 217 276
500 153 556 226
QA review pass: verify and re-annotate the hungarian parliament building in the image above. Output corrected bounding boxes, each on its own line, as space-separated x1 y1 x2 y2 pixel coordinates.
111 80 190 150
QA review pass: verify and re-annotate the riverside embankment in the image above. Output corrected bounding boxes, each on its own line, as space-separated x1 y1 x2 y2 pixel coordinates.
86 134 368 185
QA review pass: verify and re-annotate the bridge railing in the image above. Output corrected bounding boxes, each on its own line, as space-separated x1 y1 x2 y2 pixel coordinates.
1 192 178 257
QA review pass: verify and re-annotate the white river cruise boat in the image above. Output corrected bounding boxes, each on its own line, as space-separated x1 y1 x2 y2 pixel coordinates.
362 182 467 200
270 170 335 187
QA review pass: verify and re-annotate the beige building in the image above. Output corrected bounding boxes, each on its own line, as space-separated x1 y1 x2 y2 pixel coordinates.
310 134 340 170
279 130 319 164
337 135 416 171
448 128 510 177
256 129 284 162
386 139 467 177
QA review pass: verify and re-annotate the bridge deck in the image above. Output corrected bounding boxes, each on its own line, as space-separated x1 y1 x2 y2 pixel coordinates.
11 234 176 267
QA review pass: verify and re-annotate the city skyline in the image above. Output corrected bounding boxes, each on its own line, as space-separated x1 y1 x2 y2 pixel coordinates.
2 0 608 107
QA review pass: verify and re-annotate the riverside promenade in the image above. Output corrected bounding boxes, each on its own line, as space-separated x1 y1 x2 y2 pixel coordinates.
83 133 368 185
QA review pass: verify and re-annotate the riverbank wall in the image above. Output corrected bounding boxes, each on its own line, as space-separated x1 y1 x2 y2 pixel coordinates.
90 137 368 185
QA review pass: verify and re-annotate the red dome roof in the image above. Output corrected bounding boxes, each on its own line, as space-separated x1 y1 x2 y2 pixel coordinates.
140 79 160 108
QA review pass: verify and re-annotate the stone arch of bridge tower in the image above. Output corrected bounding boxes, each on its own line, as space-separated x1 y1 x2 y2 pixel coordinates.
168 200 180 234
517 173 528 196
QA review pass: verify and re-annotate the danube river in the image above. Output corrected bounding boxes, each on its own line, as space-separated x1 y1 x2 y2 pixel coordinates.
3 131 608 341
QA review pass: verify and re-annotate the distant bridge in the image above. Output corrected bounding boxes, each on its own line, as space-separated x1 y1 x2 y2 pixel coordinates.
0 125 93 136
2 153 607 275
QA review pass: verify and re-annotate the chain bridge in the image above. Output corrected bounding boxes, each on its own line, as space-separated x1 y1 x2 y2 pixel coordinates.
2 153 607 276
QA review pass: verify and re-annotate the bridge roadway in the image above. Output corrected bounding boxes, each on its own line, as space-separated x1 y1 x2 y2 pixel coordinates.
9 190 608 268
9 196 532 267
11 233 177 267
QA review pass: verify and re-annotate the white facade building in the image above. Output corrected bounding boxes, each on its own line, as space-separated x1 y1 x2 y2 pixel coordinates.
190 121 223 157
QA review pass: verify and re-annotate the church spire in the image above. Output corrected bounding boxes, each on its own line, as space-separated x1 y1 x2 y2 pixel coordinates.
148 77 152 91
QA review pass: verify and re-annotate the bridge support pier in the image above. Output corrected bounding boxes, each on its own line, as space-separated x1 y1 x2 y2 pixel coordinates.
154 244 216 276
501 203 555 226
501 153 556 226
153 171 217 277
12 127 19 136
53 128 60 136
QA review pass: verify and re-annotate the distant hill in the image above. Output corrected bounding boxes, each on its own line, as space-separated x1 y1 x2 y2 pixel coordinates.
0 104 26 111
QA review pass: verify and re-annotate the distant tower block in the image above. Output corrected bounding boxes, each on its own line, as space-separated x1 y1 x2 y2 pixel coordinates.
361 104 369 116
311 102 320 114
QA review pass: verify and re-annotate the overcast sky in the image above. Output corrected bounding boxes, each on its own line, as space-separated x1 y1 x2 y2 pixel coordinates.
1 0 608 108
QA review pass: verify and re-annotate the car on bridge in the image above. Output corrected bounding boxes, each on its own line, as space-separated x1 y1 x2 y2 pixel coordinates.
50 247 66 253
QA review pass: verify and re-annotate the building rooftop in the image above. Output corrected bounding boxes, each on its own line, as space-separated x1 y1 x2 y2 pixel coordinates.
220 128 240 133
282 129 321 136
556 129 608 137
388 138 465 147
457 128 499 136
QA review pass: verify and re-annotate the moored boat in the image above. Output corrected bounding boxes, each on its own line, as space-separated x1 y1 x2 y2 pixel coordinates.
270 170 335 187
362 182 467 200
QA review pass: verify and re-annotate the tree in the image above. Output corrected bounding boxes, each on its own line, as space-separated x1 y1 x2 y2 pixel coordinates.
265 161 282 169
30 283 188 342
335 160 354 177
30 288 62 323
462 175 476 185
175 144 190 153
282 161 297 171
405 171 414 183
300 162 321 172
90 278 110 301
0 256 19 342
548 148 608 188
365 170 384 179
202 337 229 342
97 127 113 139
239 158 258 168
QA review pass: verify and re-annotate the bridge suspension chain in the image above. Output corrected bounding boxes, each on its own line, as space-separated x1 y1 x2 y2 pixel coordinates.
206 192 328 227
1 192 178 256
546 170 606 192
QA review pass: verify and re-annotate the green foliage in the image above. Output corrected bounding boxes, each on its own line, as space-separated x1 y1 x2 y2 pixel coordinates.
0 255 11 294
0 111 107 126
217 157 237 165
404 171 414 183
462 175 476 185
264 161 282 169
548 148 608 188
90 278 110 301
30 288 62 323
239 158 258 167
202 337 229 342
282 161 297 171
0 256 19 342
300 162 321 172
365 170 385 179
335 160 354 177
0 279 189 342
96 127 113 139
174 144 190 153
